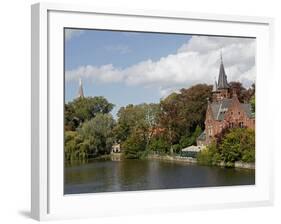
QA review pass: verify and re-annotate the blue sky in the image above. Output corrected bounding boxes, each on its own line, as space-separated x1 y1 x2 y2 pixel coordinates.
65 28 255 118
65 29 191 117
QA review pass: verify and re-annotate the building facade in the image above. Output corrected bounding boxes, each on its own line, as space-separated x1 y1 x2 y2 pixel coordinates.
197 55 255 146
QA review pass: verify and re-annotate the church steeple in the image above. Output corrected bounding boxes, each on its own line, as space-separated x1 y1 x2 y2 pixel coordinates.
77 78 84 98
212 51 231 102
212 77 218 92
217 51 229 89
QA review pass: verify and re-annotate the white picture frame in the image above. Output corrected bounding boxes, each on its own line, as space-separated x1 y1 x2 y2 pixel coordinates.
31 2 274 221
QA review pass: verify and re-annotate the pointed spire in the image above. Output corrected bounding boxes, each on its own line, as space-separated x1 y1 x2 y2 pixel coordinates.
77 78 84 98
212 77 218 92
217 51 229 89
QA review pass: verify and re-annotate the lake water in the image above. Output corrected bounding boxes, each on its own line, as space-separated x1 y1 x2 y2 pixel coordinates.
64 159 255 194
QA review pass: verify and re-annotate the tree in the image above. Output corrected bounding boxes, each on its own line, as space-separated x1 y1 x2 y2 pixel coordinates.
229 81 255 103
65 96 114 130
197 141 221 166
250 95 255 114
158 84 212 149
121 128 147 159
179 125 202 148
114 103 161 158
115 103 159 143
219 128 255 165
64 104 78 131
148 136 170 155
64 131 85 163
78 113 116 157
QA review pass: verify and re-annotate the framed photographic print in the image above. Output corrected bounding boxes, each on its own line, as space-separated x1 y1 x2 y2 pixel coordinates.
31 2 274 221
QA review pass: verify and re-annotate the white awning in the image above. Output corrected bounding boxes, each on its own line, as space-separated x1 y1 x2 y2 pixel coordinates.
181 145 202 152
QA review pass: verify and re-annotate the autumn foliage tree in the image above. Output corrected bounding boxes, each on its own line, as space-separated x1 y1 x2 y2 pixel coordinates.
158 84 213 150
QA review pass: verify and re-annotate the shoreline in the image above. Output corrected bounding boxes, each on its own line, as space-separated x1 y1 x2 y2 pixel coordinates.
146 154 255 170
66 153 255 170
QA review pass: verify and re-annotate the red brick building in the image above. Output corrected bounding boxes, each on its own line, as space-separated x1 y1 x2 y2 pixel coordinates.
197 55 255 146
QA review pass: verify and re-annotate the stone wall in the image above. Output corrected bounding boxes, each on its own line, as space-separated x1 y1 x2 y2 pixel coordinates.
234 161 255 169
147 154 197 164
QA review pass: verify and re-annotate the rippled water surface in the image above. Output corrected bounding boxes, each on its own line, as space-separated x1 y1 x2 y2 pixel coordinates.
64 159 255 194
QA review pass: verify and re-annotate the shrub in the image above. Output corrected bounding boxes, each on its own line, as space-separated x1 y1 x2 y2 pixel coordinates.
219 128 255 163
197 142 221 165
148 137 170 155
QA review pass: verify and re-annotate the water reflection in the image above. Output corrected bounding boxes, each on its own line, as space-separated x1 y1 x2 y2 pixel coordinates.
64 159 255 194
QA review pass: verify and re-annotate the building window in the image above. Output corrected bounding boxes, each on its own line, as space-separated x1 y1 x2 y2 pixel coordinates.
239 122 244 128
238 112 240 115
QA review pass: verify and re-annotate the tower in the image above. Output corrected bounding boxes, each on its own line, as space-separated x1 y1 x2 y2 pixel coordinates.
212 77 219 101
77 78 84 98
213 52 230 101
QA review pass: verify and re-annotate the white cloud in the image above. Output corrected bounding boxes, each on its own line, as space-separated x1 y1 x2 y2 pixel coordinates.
65 29 84 41
66 35 256 95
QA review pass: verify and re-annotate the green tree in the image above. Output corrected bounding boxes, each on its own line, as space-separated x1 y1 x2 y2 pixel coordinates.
179 125 202 148
148 136 169 154
219 128 255 165
197 142 221 165
250 95 255 114
65 96 114 130
115 103 160 156
64 131 85 163
121 128 147 159
78 113 116 157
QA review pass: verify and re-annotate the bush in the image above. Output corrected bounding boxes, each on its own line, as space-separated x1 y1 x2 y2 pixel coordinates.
219 128 255 163
197 142 221 165
148 137 170 155
172 144 181 155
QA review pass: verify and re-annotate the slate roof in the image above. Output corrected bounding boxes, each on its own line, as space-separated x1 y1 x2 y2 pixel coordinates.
241 103 254 118
210 99 253 121
217 61 229 89
210 99 232 120
197 130 206 141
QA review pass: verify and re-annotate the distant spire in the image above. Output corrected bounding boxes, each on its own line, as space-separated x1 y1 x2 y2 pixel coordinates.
217 51 229 89
77 78 84 98
212 77 218 92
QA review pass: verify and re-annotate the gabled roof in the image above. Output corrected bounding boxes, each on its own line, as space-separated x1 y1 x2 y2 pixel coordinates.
210 99 232 120
210 98 253 121
241 103 254 118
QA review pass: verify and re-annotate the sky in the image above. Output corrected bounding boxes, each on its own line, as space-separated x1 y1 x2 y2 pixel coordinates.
64 28 256 117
